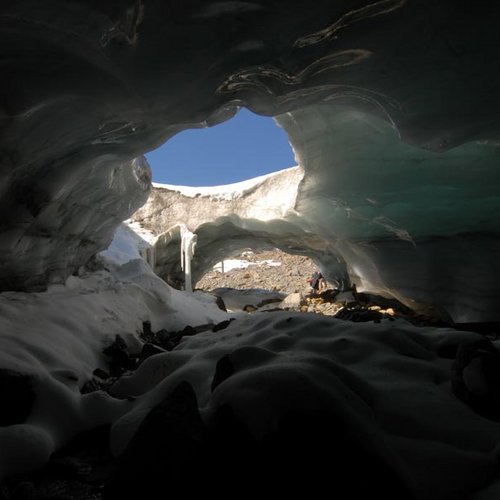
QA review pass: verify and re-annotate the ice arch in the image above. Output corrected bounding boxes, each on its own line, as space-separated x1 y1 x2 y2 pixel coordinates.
149 216 349 292
0 0 499 321
2 2 500 494
130 101 500 322
129 165 352 290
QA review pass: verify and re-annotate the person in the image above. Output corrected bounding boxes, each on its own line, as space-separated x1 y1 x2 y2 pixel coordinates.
309 271 325 292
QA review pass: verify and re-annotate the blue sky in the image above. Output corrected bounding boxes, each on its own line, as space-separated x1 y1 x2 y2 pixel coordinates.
145 108 296 186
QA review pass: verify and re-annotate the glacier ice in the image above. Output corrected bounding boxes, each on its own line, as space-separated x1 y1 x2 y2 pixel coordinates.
1 2 500 496
0 1 498 321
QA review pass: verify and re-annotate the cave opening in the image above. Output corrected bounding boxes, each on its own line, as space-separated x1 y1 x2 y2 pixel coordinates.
145 107 296 187
193 246 339 315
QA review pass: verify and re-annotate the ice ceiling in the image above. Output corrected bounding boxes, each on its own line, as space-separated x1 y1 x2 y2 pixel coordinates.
1 1 500 322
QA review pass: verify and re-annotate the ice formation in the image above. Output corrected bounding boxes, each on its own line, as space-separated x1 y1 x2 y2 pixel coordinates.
180 225 197 293
1 1 498 320
1 2 500 498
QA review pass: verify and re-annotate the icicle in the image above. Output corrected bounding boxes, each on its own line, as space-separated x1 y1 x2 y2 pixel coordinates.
180 225 197 292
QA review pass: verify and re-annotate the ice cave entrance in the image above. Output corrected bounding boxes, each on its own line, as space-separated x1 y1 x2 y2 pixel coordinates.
145 108 295 186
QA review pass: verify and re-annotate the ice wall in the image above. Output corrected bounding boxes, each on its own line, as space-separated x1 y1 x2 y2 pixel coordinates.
279 104 500 322
131 104 500 321
130 167 323 288
0 0 499 318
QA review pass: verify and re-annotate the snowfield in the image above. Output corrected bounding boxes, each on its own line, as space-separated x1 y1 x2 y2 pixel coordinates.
0 223 499 499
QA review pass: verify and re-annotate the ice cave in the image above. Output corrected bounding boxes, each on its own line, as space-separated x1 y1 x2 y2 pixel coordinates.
1 2 500 499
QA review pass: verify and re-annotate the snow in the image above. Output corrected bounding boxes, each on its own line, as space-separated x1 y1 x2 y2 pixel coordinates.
98 223 154 267
213 258 281 273
1 222 500 499
107 312 500 499
153 167 299 201
0 227 230 478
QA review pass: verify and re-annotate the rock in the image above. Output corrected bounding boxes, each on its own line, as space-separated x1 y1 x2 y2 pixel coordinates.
153 329 182 351
333 307 384 322
141 321 153 337
102 335 135 376
93 368 110 380
211 354 235 392
212 319 234 332
137 343 166 366
181 324 213 336
214 295 227 311
81 378 101 394
279 292 303 310
81 368 113 394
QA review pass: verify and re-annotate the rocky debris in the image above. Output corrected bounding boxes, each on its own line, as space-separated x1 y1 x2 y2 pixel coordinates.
102 335 136 376
195 249 321 296
81 319 236 397
81 369 113 395
196 249 419 321
211 319 235 332
300 298 344 316
195 249 461 327
139 320 231 352
214 295 227 311
333 307 386 323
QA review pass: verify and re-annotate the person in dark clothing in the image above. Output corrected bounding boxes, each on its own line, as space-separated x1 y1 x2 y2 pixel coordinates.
309 271 325 292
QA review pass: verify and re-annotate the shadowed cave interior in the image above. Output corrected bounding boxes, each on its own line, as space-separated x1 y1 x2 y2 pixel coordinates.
1 2 500 499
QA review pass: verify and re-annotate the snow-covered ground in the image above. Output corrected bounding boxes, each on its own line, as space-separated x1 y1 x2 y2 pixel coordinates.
212 256 282 273
0 228 230 479
1 223 500 499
